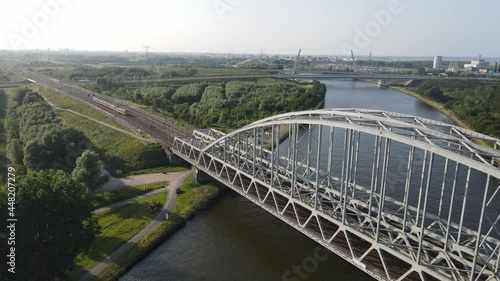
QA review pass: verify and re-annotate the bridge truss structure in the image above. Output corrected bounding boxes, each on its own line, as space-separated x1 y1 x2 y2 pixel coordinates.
172 108 500 281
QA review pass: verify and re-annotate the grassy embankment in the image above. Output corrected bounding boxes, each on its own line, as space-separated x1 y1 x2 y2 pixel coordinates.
59 111 168 175
94 182 165 209
69 191 168 280
32 84 170 176
94 176 220 281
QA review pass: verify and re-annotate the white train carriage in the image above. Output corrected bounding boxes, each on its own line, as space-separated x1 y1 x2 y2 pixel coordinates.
92 96 128 115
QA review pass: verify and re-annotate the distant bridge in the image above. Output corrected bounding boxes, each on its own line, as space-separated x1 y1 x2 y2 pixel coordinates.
118 72 427 84
120 72 496 85
233 58 275 67
172 109 500 281
289 72 431 80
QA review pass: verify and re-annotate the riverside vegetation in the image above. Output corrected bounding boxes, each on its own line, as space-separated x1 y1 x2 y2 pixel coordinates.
99 78 326 129
395 80 500 138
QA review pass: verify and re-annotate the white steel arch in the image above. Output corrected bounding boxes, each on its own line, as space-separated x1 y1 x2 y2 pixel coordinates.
172 108 500 281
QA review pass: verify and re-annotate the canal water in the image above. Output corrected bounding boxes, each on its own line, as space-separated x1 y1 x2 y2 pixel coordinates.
120 80 467 281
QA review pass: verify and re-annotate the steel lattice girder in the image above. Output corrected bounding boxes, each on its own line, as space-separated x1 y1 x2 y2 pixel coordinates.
172 108 500 281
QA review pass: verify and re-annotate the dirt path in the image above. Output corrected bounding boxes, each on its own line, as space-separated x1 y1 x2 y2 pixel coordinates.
79 170 192 281
94 188 166 214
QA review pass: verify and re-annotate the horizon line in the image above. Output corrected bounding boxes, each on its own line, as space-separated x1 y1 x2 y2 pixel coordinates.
1 49 499 61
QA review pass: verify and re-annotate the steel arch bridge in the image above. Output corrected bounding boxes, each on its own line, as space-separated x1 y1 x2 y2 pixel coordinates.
171 108 500 281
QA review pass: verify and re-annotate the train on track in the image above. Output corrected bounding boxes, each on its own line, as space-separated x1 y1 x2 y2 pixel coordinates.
92 96 128 115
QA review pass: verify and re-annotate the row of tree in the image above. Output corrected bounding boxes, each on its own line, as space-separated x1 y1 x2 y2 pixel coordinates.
1 88 107 280
414 80 500 137
357 60 434 69
0 89 5 184
0 169 99 281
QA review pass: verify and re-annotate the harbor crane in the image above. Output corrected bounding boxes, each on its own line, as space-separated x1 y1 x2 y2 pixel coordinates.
351 49 358 73
292 49 301 75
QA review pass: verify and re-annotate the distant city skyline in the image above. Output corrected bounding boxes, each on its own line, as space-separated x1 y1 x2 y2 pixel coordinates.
1 0 499 57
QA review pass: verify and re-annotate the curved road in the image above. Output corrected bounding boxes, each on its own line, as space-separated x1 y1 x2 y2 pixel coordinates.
79 170 192 281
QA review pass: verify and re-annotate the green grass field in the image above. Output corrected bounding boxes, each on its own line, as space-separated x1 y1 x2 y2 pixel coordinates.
58 111 168 175
173 176 220 217
95 176 220 281
94 182 165 209
69 192 167 280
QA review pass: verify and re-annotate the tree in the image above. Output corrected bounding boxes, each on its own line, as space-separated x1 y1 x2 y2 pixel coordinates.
72 150 108 191
23 139 47 170
417 81 445 101
6 139 23 164
4 112 19 140
426 85 446 102
22 91 44 104
416 67 426 76
0 170 99 281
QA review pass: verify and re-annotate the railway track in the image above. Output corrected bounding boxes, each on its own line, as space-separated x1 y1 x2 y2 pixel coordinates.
18 70 191 146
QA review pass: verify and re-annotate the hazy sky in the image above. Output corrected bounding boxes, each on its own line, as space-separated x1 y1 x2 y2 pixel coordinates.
1 0 499 57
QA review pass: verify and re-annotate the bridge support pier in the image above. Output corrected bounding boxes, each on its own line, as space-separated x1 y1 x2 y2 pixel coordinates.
192 166 212 184
164 146 188 165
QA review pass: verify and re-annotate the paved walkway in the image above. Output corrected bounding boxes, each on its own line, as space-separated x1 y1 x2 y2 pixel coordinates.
78 170 192 281
98 171 188 193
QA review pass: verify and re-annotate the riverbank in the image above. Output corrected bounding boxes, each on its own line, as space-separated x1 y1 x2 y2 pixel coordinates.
361 78 471 130
93 176 221 281
391 86 471 129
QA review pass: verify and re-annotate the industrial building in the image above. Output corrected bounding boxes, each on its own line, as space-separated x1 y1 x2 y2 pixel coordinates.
464 55 486 71
433 56 443 69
